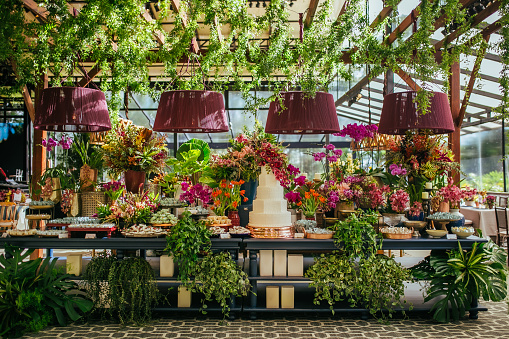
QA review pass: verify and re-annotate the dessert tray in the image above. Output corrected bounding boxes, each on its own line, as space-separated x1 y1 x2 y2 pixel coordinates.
36 230 67 237
6 229 37 237
121 224 167 237
379 226 414 239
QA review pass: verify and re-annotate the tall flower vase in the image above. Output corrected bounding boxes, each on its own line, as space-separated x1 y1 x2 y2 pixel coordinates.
124 170 146 193
447 208 465 232
228 210 241 227
240 179 258 206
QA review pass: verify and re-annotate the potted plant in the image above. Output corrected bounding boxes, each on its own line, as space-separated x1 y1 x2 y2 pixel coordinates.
83 252 159 325
95 191 159 228
190 251 251 320
72 135 103 192
210 180 247 217
101 119 168 193
411 240 507 322
486 195 497 209
0 246 93 337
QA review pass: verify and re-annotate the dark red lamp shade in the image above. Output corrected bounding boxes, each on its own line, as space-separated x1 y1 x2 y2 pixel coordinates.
378 91 455 135
153 90 228 133
34 87 111 132
265 91 340 134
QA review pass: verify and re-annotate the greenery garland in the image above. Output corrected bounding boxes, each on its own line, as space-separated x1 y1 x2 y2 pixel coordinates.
0 0 506 116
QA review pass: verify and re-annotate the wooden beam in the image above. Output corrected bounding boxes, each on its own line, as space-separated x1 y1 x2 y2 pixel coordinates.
394 68 422 91
22 0 48 23
335 75 371 106
171 0 199 53
370 4 396 29
449 62 461 183
11 60 36 122
305 0 320 28
457 35 490 127
434 0 500 52
78 63 102 87
142 10 165 45
337 0 349 21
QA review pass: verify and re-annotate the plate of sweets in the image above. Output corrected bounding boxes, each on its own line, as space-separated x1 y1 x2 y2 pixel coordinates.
205 216 232 230
121 224 168 238
7 229 37 237
228 226 251 238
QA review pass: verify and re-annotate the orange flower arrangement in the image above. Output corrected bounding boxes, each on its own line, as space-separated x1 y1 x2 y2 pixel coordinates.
211 179 248 216
299 189 327 218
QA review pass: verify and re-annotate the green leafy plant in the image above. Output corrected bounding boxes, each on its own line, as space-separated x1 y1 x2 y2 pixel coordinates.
108 257 159 325
0 246 93 338
164 211 212 284
83 252 159 325
82 251 117 315
305 252 357 313
354 255 412 319
411 241 508 322
190 252 251 320
329 210 380 259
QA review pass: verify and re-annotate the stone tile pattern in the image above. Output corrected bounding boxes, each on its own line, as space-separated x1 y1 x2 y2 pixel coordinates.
24 301 509 339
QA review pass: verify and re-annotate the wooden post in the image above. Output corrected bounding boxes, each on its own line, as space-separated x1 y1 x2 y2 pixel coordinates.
30 73 48 260
448 62 461 184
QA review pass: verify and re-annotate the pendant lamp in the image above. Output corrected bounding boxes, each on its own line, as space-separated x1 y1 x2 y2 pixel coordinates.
34 87 111 132
153 90 228 133
265 91 340 134
378 91 455 135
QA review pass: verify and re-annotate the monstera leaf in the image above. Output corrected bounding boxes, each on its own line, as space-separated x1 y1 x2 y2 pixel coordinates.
176 139 210 162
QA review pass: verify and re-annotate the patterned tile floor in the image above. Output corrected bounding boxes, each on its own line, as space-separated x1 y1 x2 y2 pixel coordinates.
23 301 509 339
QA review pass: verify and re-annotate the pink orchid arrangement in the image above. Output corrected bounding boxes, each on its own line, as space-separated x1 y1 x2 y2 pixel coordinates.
409 201 423 217
333 123 378 143
102 181 125 202
41 135 73 151
60 189 74 214
389 189 410 213
389 164 408 176
364 183 391 209
438 179 463 209
486 195 496 205
179 182 212 206
312 144 343 163
462 186 478 201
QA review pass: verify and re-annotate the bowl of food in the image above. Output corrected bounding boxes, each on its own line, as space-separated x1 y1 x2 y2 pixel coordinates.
426 229 448 238
404 220 427 231
451 226 475 238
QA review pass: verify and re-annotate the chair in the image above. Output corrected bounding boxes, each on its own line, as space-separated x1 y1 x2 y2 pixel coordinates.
494 206 509 247
499 197 508 208
0 202 17 233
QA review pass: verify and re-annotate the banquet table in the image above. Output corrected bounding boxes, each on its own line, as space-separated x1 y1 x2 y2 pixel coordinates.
460 206 501 237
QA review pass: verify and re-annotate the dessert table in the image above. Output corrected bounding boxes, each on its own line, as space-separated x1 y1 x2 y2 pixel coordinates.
460 206 501 237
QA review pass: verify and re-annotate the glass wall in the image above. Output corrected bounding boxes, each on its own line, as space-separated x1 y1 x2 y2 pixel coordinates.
460 125 507 192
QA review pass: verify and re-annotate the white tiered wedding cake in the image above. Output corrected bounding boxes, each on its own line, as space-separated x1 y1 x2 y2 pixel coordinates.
248 166 293 238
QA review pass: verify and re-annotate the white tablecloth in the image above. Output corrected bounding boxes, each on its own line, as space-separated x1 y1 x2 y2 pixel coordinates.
460 206 499 237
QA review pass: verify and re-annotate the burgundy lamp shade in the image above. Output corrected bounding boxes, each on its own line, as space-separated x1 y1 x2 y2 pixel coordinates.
35 87 111 132
378 91 455 135
153 90 228 133
265 92 340 134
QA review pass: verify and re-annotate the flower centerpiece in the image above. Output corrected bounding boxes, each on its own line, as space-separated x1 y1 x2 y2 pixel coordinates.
388 189 410 214
101 119 168 192
179 182 212 207
102 181 125 203
210 122 291 185
438 179 463 210
210 180 248 216
408 201 423 220
96 191 159 227
486 195 496 209
296 188 327 219
385 132 460 203
462 186 478 206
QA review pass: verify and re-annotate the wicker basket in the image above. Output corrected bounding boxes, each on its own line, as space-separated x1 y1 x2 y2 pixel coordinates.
81 191 107 217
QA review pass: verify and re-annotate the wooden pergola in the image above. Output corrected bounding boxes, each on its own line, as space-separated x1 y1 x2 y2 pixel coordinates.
13 0 506 185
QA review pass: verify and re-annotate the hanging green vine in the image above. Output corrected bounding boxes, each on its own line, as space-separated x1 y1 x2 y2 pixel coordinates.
0 0 506 117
